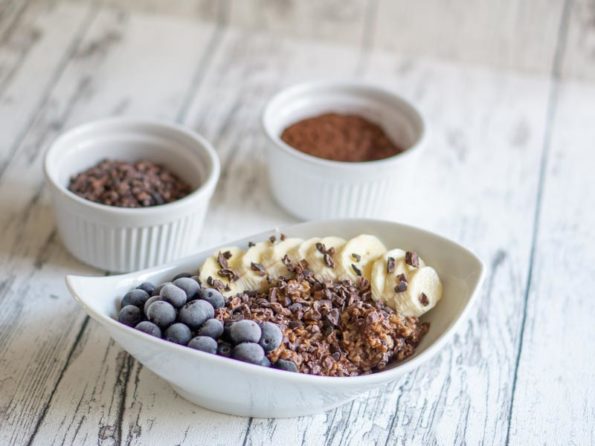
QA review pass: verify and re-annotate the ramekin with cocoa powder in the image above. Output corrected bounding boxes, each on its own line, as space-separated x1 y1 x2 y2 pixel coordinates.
262 81 427 220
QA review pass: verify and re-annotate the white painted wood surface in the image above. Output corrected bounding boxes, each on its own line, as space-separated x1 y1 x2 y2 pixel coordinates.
0 1 593 445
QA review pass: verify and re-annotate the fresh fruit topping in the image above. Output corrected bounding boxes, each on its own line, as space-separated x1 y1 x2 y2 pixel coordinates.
230 320 261 344
232 342 265 364
188 336 218 354
179 300 214 329
118 305 142 327
258 321 282 352
146 300 176 328
121 289 149 308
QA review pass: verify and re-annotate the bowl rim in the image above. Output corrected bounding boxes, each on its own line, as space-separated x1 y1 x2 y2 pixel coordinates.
43 117 221 217
261 80 428 170
66 218 485 386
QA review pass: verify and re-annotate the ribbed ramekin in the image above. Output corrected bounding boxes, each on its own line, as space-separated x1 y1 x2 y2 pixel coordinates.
262 81 427 220
44 118 220 272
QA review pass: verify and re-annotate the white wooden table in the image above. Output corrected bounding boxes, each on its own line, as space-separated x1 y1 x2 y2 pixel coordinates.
1 1 593 445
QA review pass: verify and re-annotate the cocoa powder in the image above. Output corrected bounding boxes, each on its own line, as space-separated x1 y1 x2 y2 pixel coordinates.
280 112 403 162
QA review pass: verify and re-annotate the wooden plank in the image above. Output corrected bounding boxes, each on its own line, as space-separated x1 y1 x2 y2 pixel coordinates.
0 6 219 446
507 81 595 444
112 29 362 446
243 60 553 444
372 0 565 74
559 0 595 80
101 0 225 22
228 0 370 47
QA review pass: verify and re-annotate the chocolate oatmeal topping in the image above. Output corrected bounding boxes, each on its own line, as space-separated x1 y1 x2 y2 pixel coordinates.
387 257 396 273
394 278 408 293
280 233 286 241
280 113 404 162
207 276 227 292
248 241 255 248
269 235 276 244
351 253 362 262
217 252 229 269
351 264 363 277
405 251 419 268
215 258 428 376
419 292 429 306
218 268 238 282
251 262 266 276
68 159 191 208
316 243 336 268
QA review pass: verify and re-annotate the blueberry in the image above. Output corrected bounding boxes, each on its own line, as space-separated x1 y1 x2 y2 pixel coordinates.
173 277 200 300
188 336 218 354
232 342 265 364
146 300 176 328
179 300 214 329
135 321 162 338
121 289 149 308
259 322 283 352
164 323 192 345
198 318 224 339
172 272 193 280
230 320 261 344
155 282 172 294
136 282 156 296
274 359 298 373
160 283 187 308
217 341 233 357
198 288 225 309
260 356 272 367
221 321 233 341
118 305 142 327
143 295 162 316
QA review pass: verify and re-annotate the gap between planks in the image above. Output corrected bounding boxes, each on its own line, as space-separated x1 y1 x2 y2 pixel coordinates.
504 0 573 444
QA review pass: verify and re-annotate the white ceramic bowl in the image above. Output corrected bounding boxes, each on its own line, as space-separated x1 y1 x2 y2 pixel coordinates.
262 82 427 220
66 219 484 418
44 118 220 272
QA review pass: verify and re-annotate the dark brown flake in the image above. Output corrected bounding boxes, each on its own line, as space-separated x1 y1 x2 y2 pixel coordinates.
387 257 395 273
352 253 361 262
251 262 266 276
351 264 362 276
269 235 276 243
217 251 229 269
419 292 429 306
405 251 419 268
218 268 239 282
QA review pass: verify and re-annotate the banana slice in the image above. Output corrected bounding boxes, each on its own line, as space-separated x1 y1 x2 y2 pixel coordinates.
287 237 321 264
383 266 442 317
370 249 406 301
261 237 303 277
198 246 243 296
236 242 270 291
336 234 387 281
303 236 346 281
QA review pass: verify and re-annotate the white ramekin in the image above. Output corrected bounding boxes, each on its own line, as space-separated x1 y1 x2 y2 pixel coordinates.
262 81 427 220
44 118 220 272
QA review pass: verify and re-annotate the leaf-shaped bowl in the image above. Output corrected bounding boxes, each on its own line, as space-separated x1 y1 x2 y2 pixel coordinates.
66 219 484 418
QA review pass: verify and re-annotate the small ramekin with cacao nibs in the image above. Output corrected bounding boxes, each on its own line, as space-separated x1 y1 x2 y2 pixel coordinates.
45 118 220 272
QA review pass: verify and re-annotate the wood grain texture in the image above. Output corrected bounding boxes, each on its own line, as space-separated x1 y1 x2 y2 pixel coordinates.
507 81 595 445
560 0 595 80
0 4 219 445
0 2 592 445
241 58 553 446
372 0 565 74
228 0 370 47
